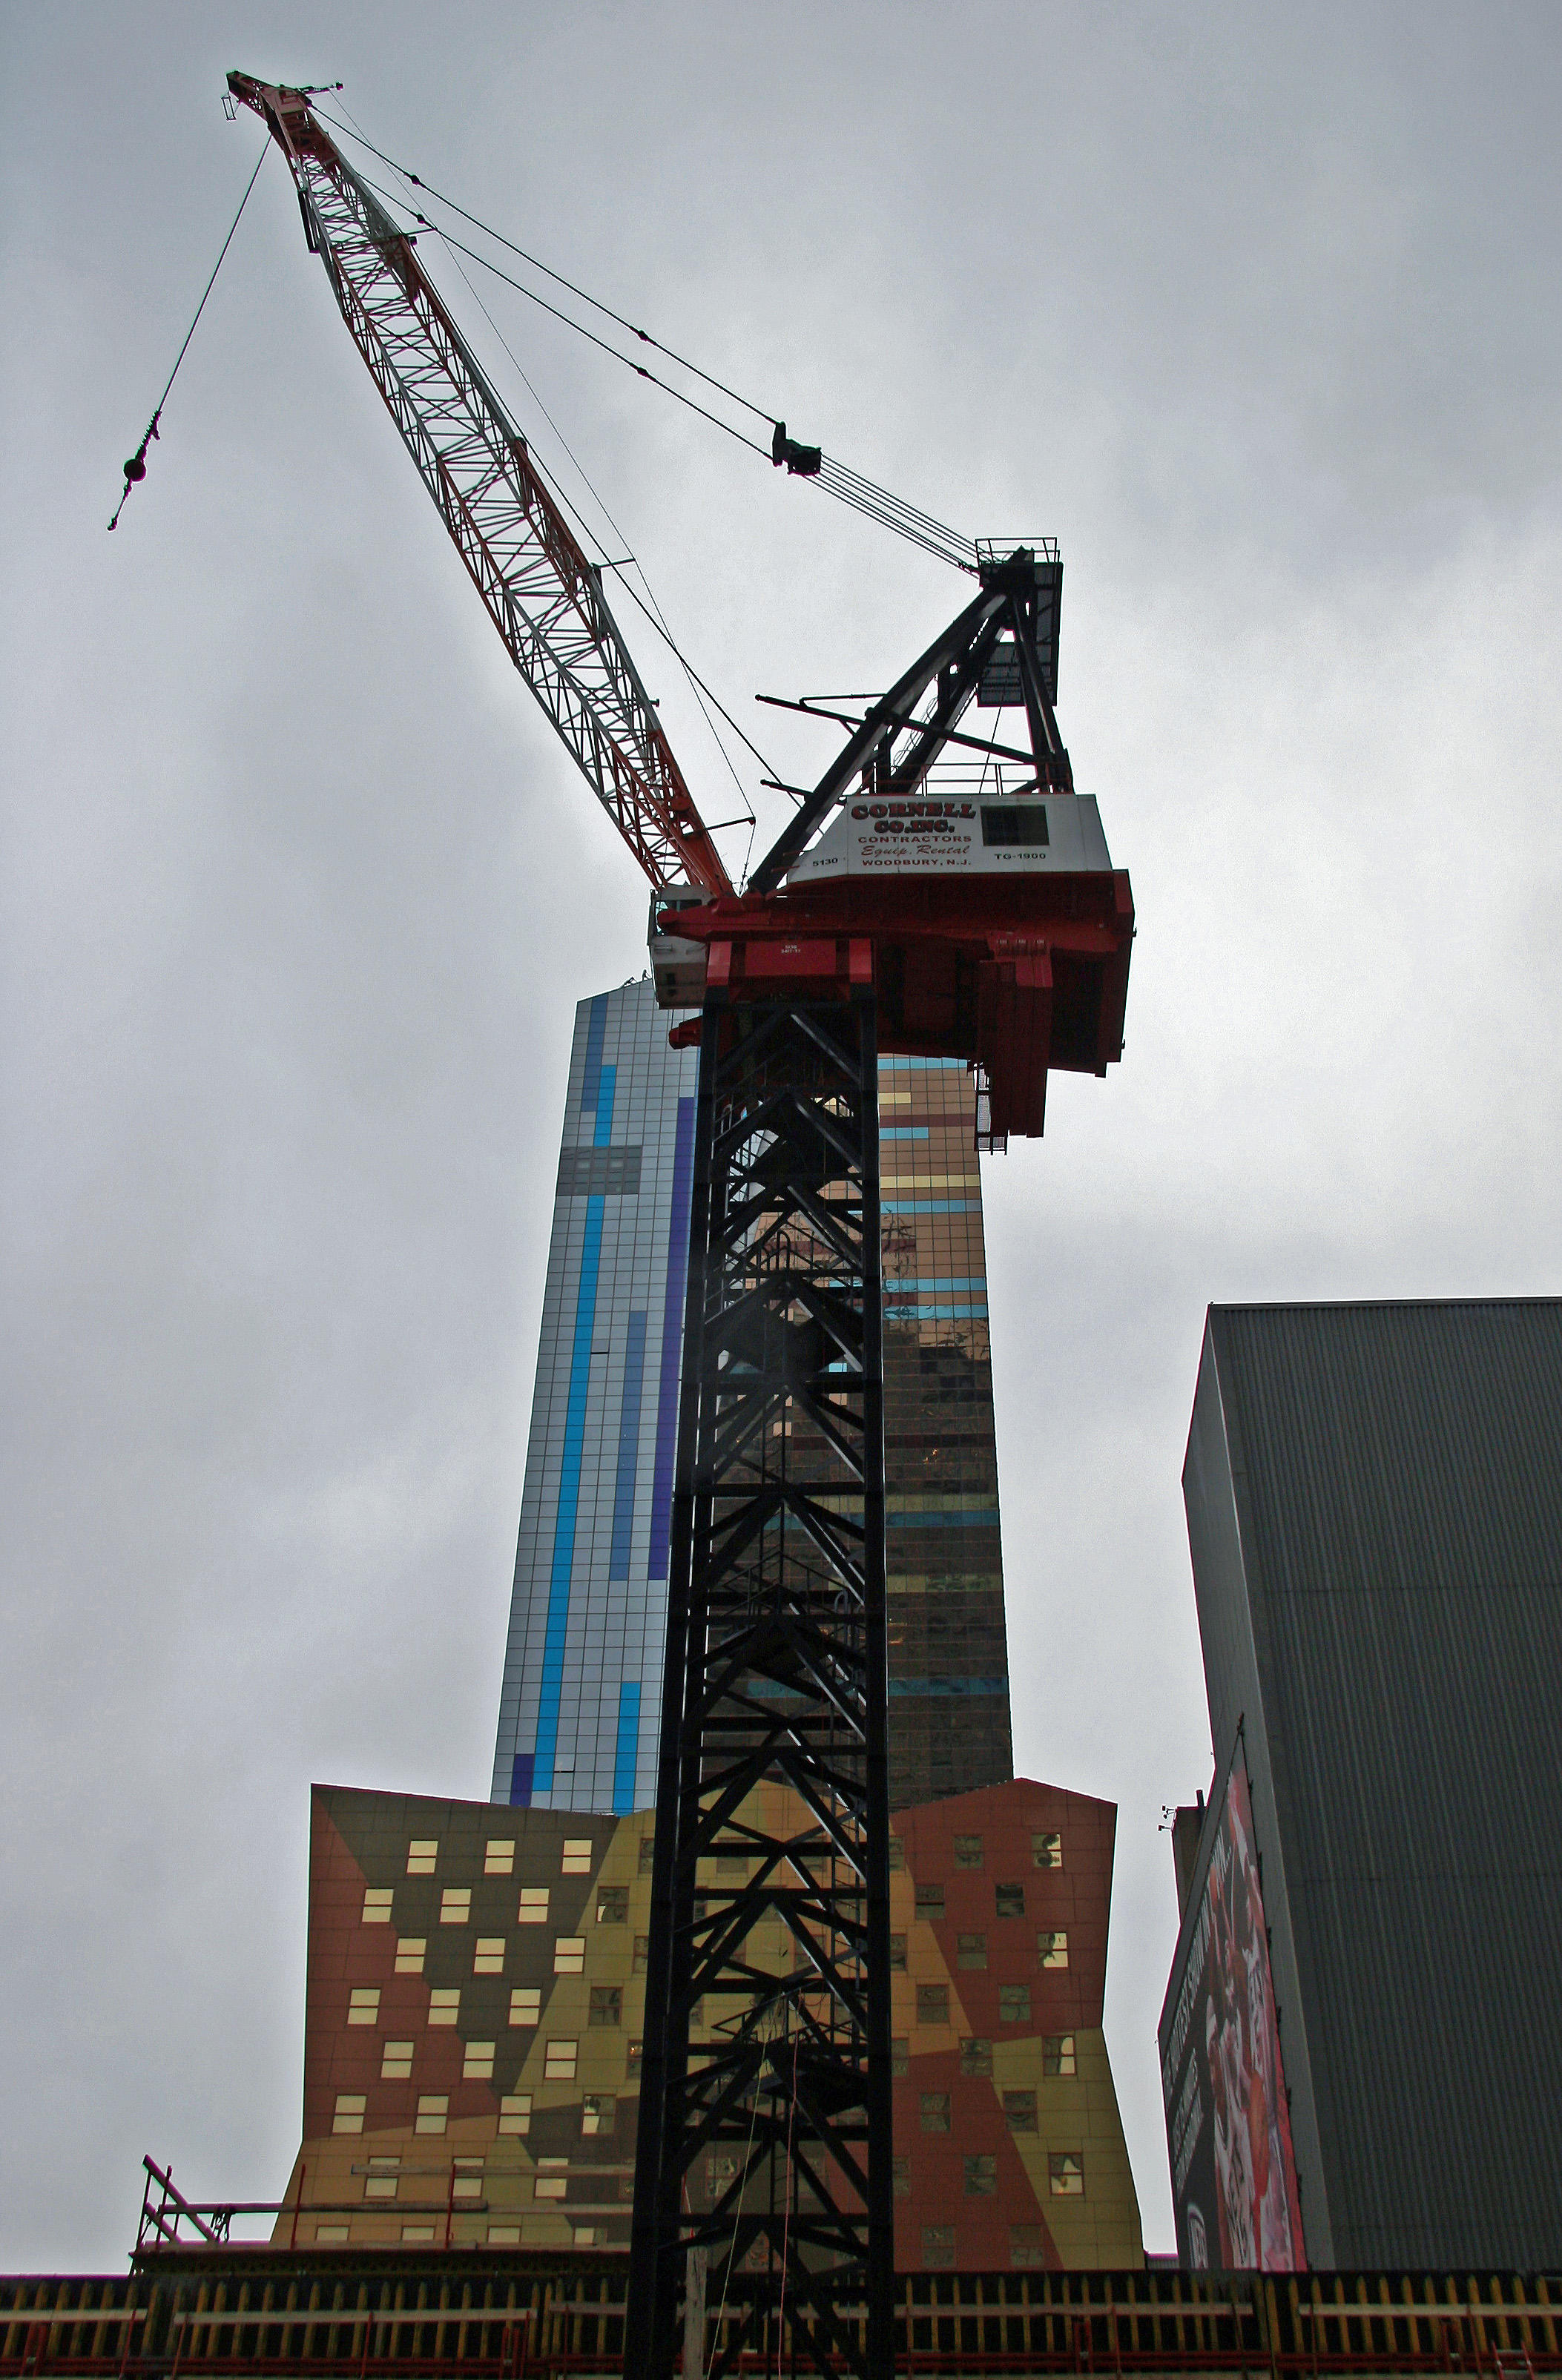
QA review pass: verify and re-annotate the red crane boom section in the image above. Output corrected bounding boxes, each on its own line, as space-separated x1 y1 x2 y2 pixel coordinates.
228 76 731 899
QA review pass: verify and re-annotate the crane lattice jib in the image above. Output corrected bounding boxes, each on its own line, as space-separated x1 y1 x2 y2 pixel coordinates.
228 75 731 899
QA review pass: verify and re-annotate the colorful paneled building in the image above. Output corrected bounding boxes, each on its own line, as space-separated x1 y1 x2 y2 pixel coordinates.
492 981 1012 1816
278 1779 1142 2268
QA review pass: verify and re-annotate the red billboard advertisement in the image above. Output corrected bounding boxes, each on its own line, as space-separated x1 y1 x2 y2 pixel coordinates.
1158 1732 1305 2271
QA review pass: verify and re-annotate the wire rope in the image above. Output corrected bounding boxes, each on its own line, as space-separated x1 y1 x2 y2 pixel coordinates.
109 140 269 530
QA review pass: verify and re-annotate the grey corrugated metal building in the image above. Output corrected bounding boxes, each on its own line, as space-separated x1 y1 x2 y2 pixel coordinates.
1181 1299 1562 2269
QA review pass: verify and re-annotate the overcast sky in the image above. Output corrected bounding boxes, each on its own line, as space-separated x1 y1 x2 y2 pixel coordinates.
3 0 1560 2271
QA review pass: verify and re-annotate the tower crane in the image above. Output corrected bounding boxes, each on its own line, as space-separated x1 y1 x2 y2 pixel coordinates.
228 73 1133 2380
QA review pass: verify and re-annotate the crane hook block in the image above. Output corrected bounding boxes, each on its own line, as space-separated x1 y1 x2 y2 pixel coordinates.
772 421 822 476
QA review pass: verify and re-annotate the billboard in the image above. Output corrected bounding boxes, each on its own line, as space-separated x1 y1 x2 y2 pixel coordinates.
1158 1731 1305 2271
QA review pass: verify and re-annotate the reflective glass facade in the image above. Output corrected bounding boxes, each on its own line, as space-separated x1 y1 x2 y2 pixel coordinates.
493 989 1012 1814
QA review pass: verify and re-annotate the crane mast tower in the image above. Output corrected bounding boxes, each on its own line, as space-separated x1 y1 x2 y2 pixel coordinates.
228 74 1135 2380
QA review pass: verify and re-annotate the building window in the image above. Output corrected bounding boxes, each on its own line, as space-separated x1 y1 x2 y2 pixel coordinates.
892 2037 909 2077
1038 1929 1069 1968
440 1887 471 1925
639 1835 656 1873
1003 2089 1038 2133
889 1933 907 1971
1043 2034 1076 2076
488 2225 520 2244
596 1886 628 1924
485 1840 515 1876
347 1987 380 2026
1032 1831 1062 1870
922 2224 955 2269
498 2093 532 2137
998 1984 1032 2025
915 1983 949 2026
554 1936 585 1974
573 2226 597 2247
544 2039 578 2081
406 1841 438 1876
589 1986 622 2028
561 1839 593 1875
534 2160 568 2200
395 1936 426 1975
380 2040 413 2081
415 2095 448 2137
1010 2224 1045 2268
452 2158 484 2201
892 2156 912 2198
509 1985 541 2027
959 2037 992 2078
915 1884 945 1921
401 2223 435 2243
957 1932 987 1970
473 1936 506 1975
888 1836 906 1871
428 1988 461 2026
363 2158 399 2201
518 1888 550 1925
995 1883 1025 1919
1049 2152 1084 2197
361 1887 394 1925
919 2091 950 2133
963 2155 998 2196
464 2040 495 2080
332 2094 366 2137
315 2223 350 2243
626 2040 643 2074
954 1833 983 1870
633 1935 649 1974
581 2094 616 2136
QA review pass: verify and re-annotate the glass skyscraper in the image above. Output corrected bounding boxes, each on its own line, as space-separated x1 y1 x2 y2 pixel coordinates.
493 979 1012 1813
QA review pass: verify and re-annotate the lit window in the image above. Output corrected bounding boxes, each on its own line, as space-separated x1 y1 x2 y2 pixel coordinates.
429 1988 461 2026
518 1888 550 1925
998 1985 1032 2025
889 1934 907 1971
452 2158 484 2201
485 1840 515 1876
415 2094 448 2136
316 2223 349 2242
1032 1832 1062 1870
892 2037 909 2077
473 1936 506 1974
1043 2034 1076 2077
489 2224 520 2244
589 1985 622 2028
510 1987 541 2028
1038 1930 1069 1969
534 2160 568 2200
922 2223 955 2268
498 2093 532 2136
916 1983 949 2026
544 2038 578 2081
554 1936 585 1974
626 2040 643 2074
915 1884 945 1920
362 1888 394 1925
380 2040 413 2080
963 2154 997 2196
401 2223 435 2242
561 1838 593 1875
407 1841 438 1876
633 1935 649 1974
573 2226 596 2247
959 2037 992 2078
332 2094 366 2137
596 1886 628 1924
893 2156 912 2198
581 2094 616 2136
995 1883 1025 1919
888 1836 906 1872
1049 2152 1084 2198
464 2040 495 2080
1010 2223 1045 2268
363 2158 399 2199
395 1937 426 1975
440 1888 471 1925
954 1834 983 1870
957 1932 987 1970
919 2091 950 2133
348 1987 380 2025
1003 2089 1038 2133
638 1835 656 1873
